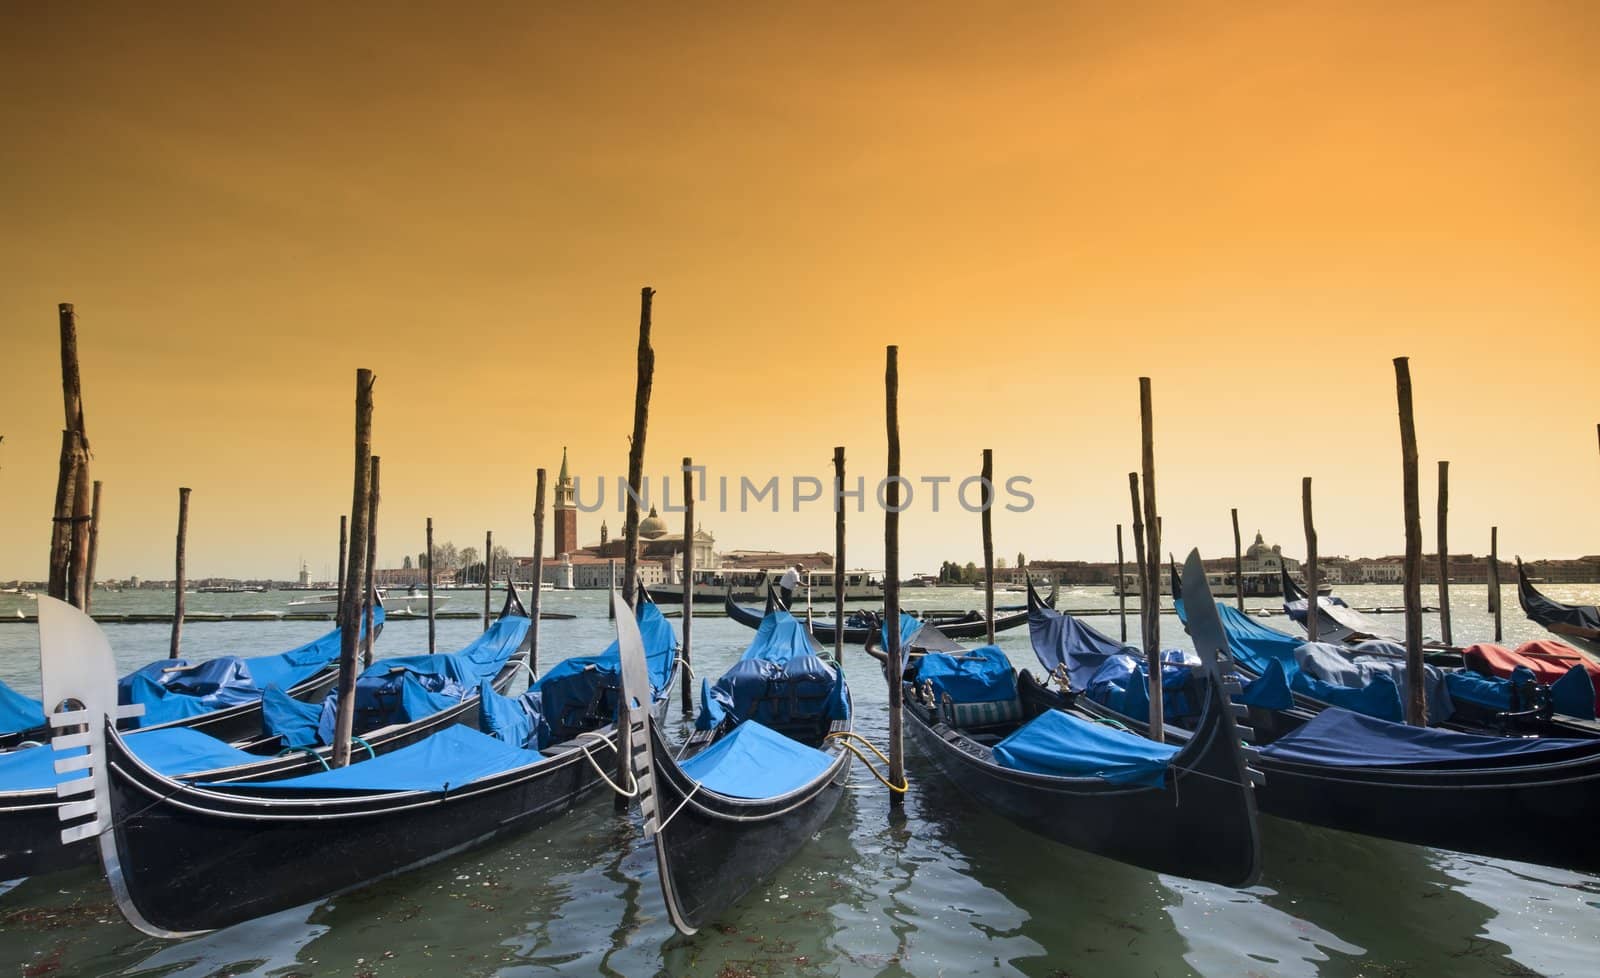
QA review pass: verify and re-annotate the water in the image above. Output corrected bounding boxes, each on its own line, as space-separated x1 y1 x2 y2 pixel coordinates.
2 583 1598 977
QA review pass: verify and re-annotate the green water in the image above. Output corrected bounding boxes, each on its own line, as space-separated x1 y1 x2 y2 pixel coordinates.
1 585 1597 977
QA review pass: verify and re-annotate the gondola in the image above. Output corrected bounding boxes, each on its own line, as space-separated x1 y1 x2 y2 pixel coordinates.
621 589 853 934
2 588 519 882
1517 558 1600 657
1278 568 1413 646
865 551 1262 887
1039 566 1600 874
34 588 679 935
723 580 1057 644
0 603 382 751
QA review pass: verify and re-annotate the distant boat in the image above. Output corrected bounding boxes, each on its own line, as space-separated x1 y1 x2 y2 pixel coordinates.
197 585 268 594
286 587 446 616
1517 559 1600 657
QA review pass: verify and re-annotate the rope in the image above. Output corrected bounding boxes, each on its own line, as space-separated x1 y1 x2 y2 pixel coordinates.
576 731 638 798
652 780 703 834
274 746 331 771
351 736 375 761
824 731 908 794
674 656 695 681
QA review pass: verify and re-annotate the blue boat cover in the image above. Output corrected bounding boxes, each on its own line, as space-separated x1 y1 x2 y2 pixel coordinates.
916 646 1017 704
478 678 551 750
1175 598 1304 680
880 612 924 651
1084 655 1205 723
1259 707 1600 768
0 727 260 792
1027 603 1132 690
1239 658 1294 711
992 709 1179 788
1292 669 1404 722
0 678 47 736
206 724 545 793
698 609 847 736
678 719 835 799
1293 642 1454 725
115 614 378 729
262 684 324 748
1552 664 1598 721
535 600 678 743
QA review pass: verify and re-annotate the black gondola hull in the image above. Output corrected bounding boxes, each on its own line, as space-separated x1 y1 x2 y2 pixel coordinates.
903 681 1261 886
643 720 851 933
2 653 520 882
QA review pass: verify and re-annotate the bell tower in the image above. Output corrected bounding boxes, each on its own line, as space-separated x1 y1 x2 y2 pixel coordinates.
553 447 578 557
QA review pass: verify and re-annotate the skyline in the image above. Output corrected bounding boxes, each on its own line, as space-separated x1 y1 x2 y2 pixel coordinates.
3 3 1597 580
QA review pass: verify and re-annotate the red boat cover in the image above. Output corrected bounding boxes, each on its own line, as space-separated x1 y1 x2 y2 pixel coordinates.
1463 641 1600 713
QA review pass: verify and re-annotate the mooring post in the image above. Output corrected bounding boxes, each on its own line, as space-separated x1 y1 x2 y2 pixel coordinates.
981 449 996 647
531 469 547 677
680 457 695 717
622 286 655 611
483 529 493 633
885 346 906 808
83 480 103 613
57 302 92 609
361 456 380 667
48 429 78 602
332 369 375 768
1138 378 1164 742
170 487 191 658
1489 526 1502 642
834 446 846 665
67 438 92 609
426 517 437 653
608 559 617 620
1394 357 1427 726
1436 459 1453 648
1303 478 1319 642
1231 508 1245 612
1115 523 1127 642
1126 472 1154 739
337 515 348 629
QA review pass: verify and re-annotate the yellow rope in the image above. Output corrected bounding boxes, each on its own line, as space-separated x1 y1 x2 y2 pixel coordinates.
825 731 908 794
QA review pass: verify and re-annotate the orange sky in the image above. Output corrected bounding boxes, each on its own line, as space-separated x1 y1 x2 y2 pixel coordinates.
2 2 1596 580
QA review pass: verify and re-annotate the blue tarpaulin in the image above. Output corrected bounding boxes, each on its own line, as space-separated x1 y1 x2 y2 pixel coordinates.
206 724 544 793
1238 658 1293 711
0 679 46 736
992 709 1179 787
915 646 1017 704
1552 665 1598 721
880 613 924 652
1291 669 1404 722
478 678 550 750
535 600 678 743
1027 603 1133 691
678 719 835 799
1175 598 1304 680
1259 707 1600 768
1293 642 1453 725
1083 655 1204 723
0 727 260 792
698 608 847 737
262 685 324 748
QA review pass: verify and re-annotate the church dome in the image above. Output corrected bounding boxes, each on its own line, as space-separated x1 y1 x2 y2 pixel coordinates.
638 506 668 539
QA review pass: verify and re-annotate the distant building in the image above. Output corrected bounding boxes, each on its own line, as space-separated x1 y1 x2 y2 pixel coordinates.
542 451 717 589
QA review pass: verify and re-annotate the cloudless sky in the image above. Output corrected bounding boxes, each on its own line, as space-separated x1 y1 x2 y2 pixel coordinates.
2 2 1596 580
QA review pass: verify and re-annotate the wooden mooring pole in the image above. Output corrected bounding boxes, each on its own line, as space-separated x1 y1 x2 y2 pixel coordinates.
1115 524 1127 642
981 449 996 646
362 456 380 667
1394 357 1426 726
83 481 103 613
426 517 436 653
333 369 376 769
622 287 655 611
337 516 348 629
1436 459 1453 648
170 487 191 659
1231 508 1245 612
531 469 547 676
680 458 695 716
1489 525 1502 643
885 346 906 808
1302 477 1319 643
483 529 493 632
1138 377 1164 743
48 430 78 602
834 447 846 665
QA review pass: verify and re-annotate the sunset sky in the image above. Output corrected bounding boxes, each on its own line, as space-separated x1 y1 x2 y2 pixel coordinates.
2 2 1596 581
